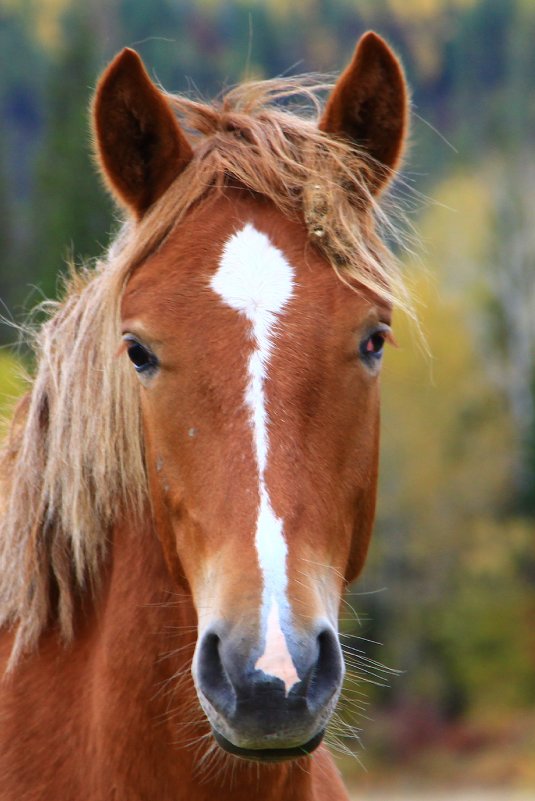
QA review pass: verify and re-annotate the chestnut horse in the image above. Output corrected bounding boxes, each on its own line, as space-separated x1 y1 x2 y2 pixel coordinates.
0 32 409 800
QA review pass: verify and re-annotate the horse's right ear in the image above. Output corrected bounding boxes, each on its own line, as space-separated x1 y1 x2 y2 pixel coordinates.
92 49 193 218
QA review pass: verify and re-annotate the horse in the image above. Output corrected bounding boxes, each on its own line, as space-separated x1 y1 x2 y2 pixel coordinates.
0 31 409 800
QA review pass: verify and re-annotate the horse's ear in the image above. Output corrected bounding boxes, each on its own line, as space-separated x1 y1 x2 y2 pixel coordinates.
319 31 408 194
92 48 193 218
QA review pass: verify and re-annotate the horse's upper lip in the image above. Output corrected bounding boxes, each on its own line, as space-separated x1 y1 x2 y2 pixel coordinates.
211 727 325 762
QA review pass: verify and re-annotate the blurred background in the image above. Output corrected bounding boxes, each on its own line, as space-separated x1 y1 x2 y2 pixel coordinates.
1 0 534 797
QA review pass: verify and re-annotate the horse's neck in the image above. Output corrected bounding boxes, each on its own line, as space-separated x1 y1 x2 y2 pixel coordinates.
77 520 186 797
89 517 318 801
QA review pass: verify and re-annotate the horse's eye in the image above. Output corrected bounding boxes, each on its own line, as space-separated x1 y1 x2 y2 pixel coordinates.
124 337 158 374
359 328 389 365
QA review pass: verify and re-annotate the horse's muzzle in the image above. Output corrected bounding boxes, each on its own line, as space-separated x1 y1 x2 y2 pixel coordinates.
193 622 343 761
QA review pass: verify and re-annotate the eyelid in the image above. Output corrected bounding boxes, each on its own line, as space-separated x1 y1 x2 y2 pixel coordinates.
368 323 396 348
116 333 140 359
121 332 157 354
122 333 141 344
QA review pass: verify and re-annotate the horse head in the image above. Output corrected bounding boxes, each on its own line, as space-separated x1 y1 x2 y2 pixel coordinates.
92 32 408 762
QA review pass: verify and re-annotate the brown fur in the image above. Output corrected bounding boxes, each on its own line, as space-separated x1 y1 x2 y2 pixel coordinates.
320 31 408 193
93 48 193 216
0 33 409 800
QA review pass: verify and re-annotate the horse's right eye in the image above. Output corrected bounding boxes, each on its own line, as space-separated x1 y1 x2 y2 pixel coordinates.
124 338 158 374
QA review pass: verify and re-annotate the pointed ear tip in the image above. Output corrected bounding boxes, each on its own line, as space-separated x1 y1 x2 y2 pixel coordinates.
360 30 386 46
108 47 143 71
93 48 149 116
119 47 143 66
100 47 145 84
358 30 400 61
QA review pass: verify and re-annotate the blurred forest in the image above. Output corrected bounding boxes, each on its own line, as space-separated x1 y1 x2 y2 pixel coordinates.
1 0 535 793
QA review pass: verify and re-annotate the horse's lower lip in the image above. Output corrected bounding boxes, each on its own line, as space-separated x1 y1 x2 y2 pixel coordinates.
211 728 325 762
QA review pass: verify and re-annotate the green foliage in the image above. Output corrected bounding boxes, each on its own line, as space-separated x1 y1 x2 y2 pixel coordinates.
0 351 26 436
351 171 535 729
435 517 535 712
30 6 113 300
0 7 47 316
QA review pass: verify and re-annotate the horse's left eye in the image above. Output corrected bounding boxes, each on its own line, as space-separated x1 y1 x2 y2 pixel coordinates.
360 329 387 364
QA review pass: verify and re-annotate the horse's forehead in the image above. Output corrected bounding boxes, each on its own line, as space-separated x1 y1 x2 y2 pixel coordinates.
210 222 295 318
122 195 370 334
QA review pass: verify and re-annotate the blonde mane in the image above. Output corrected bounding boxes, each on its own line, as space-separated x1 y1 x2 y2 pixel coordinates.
0 77 410 666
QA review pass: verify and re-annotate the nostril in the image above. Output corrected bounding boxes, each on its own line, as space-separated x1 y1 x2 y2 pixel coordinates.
306 627 343 711
197 631 236 715
198 632 222 689
318 628 343 684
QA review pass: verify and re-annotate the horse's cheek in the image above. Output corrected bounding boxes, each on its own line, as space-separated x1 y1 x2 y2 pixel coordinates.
344 486 378 584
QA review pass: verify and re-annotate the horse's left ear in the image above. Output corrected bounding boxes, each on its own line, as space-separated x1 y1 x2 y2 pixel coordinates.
319 31 408 194
92 48 193 218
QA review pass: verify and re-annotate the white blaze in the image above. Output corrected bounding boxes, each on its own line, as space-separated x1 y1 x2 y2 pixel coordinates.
210 223 299 694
